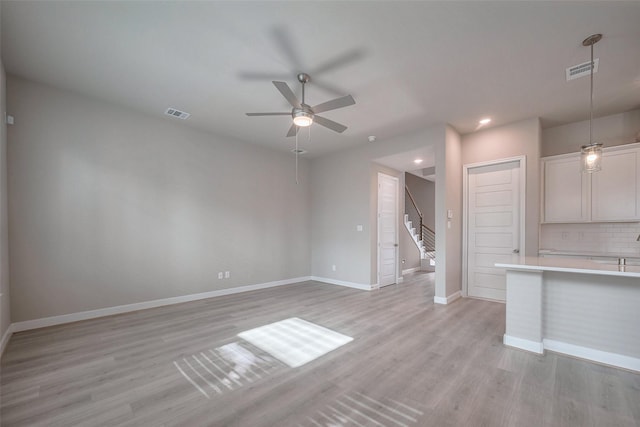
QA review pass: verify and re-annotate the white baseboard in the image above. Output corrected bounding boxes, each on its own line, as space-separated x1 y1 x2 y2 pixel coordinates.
11 276 312 333
402 267 420 275
310 276 372 291
396 276 404 284
543 339 640 373
434 291 461 305
0 324 14 359
504 334 544 354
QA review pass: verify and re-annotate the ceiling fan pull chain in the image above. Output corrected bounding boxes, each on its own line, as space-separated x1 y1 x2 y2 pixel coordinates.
295 129 299 185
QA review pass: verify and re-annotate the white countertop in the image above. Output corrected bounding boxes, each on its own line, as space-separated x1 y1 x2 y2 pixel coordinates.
496 256 640 278
538 249 640 259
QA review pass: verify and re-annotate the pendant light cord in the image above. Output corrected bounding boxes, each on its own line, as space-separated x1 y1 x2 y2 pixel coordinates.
589 41 594 146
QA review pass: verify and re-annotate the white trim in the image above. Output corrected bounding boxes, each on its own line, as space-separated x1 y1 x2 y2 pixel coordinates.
462 155 526 299
433 291 461 305
396 276 404 284
543 339 640 373
11 276 311 333
503 334 544 354
0 324 14 358
402 267 420 275
310 276 372 291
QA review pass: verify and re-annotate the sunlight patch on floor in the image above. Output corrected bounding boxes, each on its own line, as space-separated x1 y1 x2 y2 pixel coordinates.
238 317 353 368
301 391 424 427
173 340 284 399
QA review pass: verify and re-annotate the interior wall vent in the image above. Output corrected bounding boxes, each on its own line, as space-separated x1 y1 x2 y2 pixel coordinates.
164 108 191 120
566 58 599 81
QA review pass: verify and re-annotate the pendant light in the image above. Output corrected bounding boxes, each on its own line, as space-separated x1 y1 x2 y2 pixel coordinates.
580 33 603 173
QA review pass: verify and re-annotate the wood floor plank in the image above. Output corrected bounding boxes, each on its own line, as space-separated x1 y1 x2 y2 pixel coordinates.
2 273 639 426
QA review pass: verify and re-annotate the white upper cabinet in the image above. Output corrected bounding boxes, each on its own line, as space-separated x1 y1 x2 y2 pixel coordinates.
591 147 640 221
541 143 640 223
542 154 589 223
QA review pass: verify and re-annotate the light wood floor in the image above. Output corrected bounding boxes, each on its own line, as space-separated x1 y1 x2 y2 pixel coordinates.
1 272 639 426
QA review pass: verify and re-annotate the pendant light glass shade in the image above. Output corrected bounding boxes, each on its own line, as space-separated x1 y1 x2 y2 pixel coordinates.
581 33 603 173
581 143 603 173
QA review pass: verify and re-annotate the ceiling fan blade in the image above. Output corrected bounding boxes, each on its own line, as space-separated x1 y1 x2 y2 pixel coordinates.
271 26 304 70
311 95 355 114
246 112 291 116
311 79 348 97
273 81 301 109
286 123 299 138
310 48 366 75
313 115 348 133
239 71 292 80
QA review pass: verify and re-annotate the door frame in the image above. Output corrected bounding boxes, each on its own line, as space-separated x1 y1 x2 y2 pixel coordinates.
377 172 399 288
462 156 526 298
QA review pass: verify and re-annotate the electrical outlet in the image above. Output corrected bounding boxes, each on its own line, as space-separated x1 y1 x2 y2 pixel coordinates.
332 265 336 271
218 272 223 279
356 224 363 231
224 271 230 278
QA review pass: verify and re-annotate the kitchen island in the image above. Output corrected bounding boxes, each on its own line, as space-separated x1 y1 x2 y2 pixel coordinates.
496 257 640 372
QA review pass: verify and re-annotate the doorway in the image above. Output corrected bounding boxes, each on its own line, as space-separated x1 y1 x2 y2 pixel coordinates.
463 157 525 301
377 173 399 287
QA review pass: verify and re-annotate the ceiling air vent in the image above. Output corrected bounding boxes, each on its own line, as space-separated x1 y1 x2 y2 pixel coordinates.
566 58 599 81
164 107 191 120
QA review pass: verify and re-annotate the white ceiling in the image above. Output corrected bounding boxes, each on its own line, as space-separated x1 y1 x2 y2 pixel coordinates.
2 1 639 158
374 145 436 177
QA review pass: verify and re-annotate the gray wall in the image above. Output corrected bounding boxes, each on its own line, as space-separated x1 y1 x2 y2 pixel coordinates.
405 172 435 230
0 60 10 340
311 126 445 286
7 76 311 322
434 127 463 299
400 225 420 271
462 117 541 257
542 109 640 157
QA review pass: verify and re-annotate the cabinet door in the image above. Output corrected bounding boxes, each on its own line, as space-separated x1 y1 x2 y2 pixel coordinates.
591 149 640 221
543 155 588 222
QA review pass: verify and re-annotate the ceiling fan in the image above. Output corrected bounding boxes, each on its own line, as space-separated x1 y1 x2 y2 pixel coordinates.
246 73 355 137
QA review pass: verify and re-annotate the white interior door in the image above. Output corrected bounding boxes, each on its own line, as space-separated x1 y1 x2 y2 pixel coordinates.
467 161 521 301
378 173 398 287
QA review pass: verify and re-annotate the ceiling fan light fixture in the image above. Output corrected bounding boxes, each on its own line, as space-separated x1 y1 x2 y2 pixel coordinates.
293 112 313 127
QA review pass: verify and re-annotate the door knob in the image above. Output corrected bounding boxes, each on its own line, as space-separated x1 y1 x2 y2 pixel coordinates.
513 249 520 254
394 243 399 247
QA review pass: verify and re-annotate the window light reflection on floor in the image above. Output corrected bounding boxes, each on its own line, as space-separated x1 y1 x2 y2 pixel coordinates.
238 317 353 368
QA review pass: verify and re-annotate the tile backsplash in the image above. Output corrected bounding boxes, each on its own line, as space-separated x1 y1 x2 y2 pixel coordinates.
540 223 640 255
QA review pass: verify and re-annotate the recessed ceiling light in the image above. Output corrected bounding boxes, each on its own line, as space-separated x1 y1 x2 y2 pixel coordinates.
414 159 423 164
479 118 491 125
368 136 377 143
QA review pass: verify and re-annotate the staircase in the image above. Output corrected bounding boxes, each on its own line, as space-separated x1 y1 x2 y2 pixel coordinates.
404 186 435 270
404 214 436 264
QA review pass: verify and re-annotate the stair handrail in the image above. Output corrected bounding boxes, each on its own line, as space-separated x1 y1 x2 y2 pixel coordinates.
421 224 436 253
405 185 423 242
